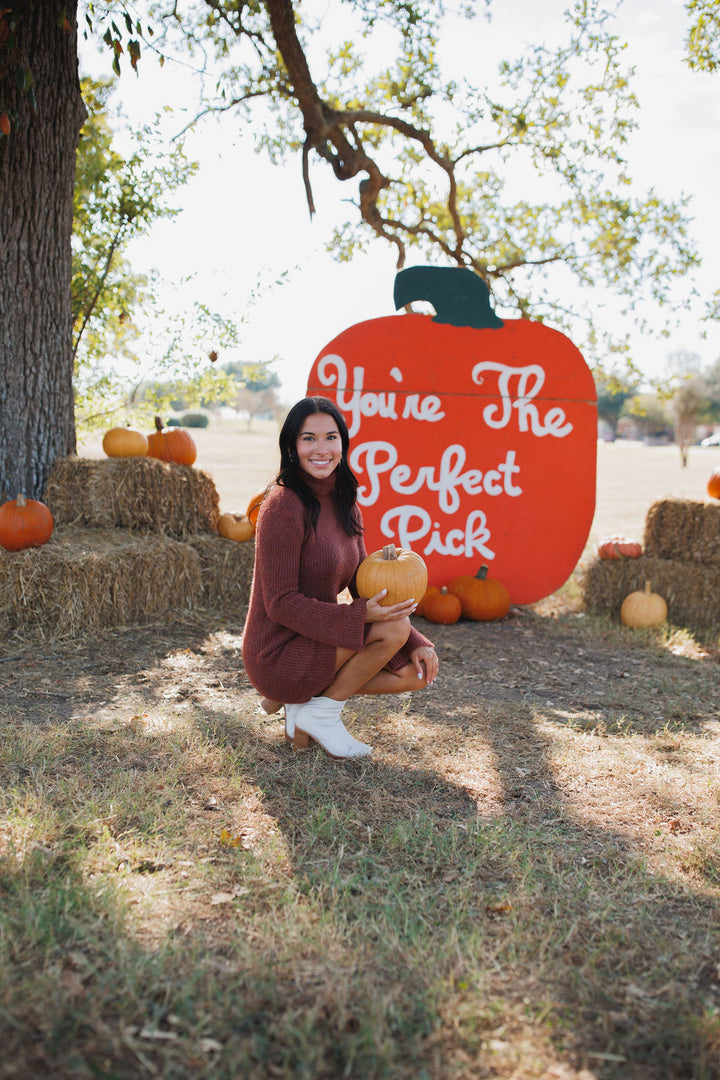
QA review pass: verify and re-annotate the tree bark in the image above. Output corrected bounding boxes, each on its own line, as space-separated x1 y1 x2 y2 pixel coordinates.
0 2 86 502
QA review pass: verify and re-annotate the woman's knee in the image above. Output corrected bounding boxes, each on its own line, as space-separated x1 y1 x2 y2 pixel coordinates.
379 615 411 652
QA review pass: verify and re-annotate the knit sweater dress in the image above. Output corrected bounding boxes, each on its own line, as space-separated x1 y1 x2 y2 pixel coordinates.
241 472 433 704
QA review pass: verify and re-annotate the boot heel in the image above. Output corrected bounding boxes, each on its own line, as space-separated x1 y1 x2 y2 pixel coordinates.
293 727 311 751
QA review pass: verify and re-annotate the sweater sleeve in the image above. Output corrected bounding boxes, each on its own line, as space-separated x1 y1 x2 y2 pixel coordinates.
255 493 367 652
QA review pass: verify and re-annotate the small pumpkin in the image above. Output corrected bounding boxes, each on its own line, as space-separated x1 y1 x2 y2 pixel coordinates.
707 468 720 501
356 543 428 608
246 491 266 527
423 586 462 625
102 426 149 459
620 580 668 629
146 417 197 466
448 564 510 621
415 585 440 618
0 494 54 551
597 536 642 560
218 513 255 543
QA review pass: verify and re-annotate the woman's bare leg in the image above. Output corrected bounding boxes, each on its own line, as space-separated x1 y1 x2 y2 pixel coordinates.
349 662 429 695
322 618 413 701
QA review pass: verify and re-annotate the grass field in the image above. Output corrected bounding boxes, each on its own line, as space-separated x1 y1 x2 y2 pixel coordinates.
0 423 717 1079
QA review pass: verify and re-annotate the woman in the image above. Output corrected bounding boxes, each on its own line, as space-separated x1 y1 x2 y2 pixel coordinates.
241 396 439 759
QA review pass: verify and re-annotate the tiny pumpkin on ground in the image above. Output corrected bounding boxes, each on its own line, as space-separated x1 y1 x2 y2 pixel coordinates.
707 468 720 501
415 585 440 618
448 564 510 621
0 494 54 551
356 544 428 607
620 581 668 628
423 587 462 625
218 513 255 543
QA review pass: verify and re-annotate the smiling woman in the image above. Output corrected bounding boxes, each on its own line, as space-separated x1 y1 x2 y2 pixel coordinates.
240 395 438 760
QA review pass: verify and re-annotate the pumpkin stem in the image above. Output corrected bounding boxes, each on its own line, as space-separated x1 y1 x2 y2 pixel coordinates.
16 493 26 507
381 544 399 561
476 565 489 580
393 266 504 330
154 416 165 433
644 581 652 594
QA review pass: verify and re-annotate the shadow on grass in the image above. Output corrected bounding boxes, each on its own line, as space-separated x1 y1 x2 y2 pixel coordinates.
1 612 720 1078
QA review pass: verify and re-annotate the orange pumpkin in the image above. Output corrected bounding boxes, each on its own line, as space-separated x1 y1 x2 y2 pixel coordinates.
448 564 510 621
423 586 462 625
247 492 266 527
0 494 54 551
415 585 440 618
707 468 720 501
102 426 149 458
597 536 642 560
218 513 255 543
356 543 428 607
146 417 197 466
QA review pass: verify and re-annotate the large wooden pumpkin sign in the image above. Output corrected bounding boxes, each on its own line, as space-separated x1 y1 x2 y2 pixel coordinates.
307 266 597 603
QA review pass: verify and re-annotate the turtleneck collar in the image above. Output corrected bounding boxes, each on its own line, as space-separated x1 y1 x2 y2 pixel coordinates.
302 470 338 498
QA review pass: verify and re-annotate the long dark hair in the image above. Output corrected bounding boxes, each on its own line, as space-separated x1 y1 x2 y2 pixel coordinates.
276 396 363 536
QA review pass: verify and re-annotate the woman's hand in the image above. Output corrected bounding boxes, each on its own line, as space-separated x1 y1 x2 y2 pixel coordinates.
365 589 417 623
411 645 439 687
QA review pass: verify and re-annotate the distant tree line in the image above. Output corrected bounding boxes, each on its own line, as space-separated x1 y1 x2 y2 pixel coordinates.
148 360 285 430
596 352 720 464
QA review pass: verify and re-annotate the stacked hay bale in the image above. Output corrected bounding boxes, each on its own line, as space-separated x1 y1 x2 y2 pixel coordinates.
0 456 255 637
583 498 720 630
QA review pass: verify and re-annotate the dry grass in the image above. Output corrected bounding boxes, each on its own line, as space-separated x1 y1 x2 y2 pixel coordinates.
1 428 719 1078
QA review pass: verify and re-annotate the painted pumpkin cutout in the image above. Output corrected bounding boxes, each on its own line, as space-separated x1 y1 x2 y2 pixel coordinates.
307 266 597 604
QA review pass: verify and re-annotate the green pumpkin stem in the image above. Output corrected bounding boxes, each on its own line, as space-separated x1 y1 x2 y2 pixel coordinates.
476 565 489 580
393 266 504 330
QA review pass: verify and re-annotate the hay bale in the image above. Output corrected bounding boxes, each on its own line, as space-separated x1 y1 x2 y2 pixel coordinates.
0 526 202 638
582 553 720 629
44 456 220 538
644 498 720 565
185 534 255 609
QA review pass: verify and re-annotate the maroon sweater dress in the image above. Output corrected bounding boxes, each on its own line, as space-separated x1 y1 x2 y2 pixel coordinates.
241 471 433 704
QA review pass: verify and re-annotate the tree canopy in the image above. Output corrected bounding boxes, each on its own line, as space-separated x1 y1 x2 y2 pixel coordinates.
96 0 699 359
685 0 720 71
0 0 714 499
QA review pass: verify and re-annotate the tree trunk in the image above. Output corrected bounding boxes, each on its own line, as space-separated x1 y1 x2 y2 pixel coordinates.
0 2 86 502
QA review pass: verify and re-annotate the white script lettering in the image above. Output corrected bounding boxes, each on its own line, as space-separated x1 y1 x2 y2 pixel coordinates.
316 353 445 437
349 441 523 510
381 505 496 561
471 361 573 438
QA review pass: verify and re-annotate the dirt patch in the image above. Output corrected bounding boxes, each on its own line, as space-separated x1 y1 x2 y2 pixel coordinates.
2 602 716 736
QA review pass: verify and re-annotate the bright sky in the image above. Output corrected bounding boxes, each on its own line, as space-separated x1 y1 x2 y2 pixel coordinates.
80 0 720 405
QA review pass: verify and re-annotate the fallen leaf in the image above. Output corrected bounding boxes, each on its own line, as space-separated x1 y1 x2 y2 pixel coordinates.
198 1037 223 1052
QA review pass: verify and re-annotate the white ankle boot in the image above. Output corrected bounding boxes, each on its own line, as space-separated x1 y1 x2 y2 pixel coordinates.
284 702 302 742
292 697 372 759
